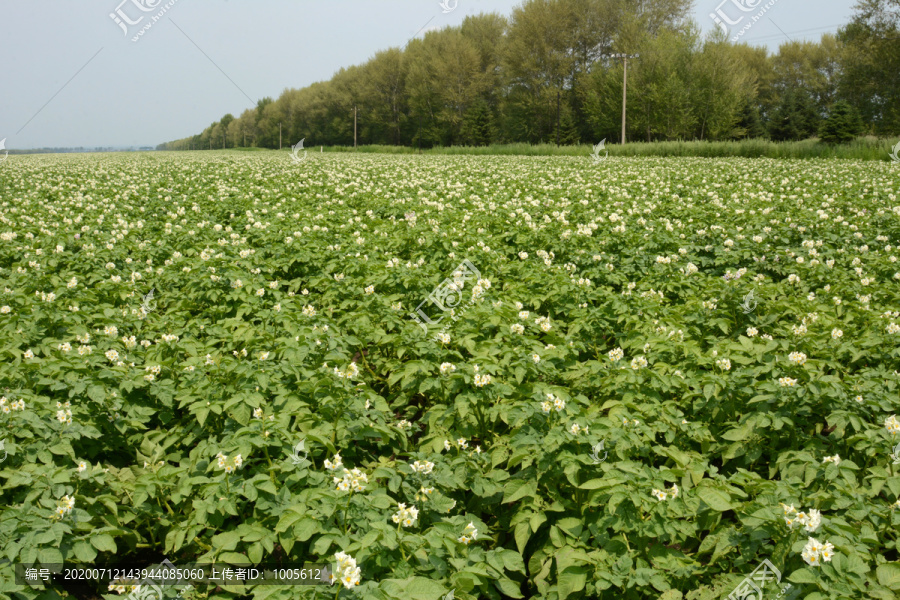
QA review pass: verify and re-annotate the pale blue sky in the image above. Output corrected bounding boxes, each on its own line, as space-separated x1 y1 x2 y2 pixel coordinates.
0 1 857 149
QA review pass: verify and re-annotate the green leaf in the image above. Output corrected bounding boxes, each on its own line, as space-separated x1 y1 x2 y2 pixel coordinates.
877 564 900 590
195 407 210 427
381 576 448 600
721 423 753 441
212 531 241 551
557 566 588 600
90 534 117 553
788 568 819 584
503 479 537 504
501 549 526 574
514 522 530 555
697 487 733 512
74 541 98 562
218 552 251 565
87 385 106 402
494 577 524 598
276 511 304 533
578 478 607 490
38 547 63 565
293 517 319 542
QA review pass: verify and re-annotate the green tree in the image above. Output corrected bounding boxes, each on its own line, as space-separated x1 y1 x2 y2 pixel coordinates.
361 48 408 145
219 114 234 148
768 87 820 141
690 34 755 140
838 0 900 134
503 0 574 144
407 30 486 146
626 27 697 141
819 100 865 143
462 98 495 146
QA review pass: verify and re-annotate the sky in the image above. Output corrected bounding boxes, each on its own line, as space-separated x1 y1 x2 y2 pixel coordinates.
0 0 858 149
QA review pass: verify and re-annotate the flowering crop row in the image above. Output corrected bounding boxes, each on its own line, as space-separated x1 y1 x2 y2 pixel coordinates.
0 153 899 599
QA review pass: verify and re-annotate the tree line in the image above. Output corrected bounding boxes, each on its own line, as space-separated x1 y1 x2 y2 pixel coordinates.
158 0 900 151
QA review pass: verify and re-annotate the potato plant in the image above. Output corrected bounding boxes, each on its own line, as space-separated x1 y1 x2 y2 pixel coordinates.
1 152 900 599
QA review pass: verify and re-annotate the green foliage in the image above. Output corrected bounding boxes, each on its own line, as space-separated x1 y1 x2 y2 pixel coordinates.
2 152 900 600
159 3 900 153
837 1 900 135
820 102 866 145
768 88 821 142
314 137 896 161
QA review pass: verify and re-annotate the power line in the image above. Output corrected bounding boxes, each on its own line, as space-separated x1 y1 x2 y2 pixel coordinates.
744 23 846 43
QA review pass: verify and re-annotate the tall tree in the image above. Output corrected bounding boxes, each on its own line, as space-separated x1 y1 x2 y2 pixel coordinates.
690 35 755 140
838 0 900 134
407 29 487 146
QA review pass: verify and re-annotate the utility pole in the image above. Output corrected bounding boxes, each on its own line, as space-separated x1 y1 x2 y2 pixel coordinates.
279 123 282 150
605 53 640 144
223 129 226 149
354 106 358 149
621 57 628 144
556 90 561 146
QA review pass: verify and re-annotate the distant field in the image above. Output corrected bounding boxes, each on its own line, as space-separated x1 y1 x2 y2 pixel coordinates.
304 136 899 162
2 152 900 599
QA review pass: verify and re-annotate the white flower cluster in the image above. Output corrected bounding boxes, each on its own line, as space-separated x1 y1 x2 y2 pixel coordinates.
334 467 368 493
415 486 435 502
652 484 679 501
144 364 162 381
443 438 470 452
569 422 589 435
439 362 456 375
801 537 835 566
324 453 343 471
54 494 76 519
474 373 492 387
332 552 362 589
0 396 25 414
216 452 243 473
56 401 73 424
107 582 140 595
788 352 807 366
458 522 478 545
781 504 822 533
392 503 419 528
333 363 360 379
886 415 900 436
541 393 565 413
410 460 434 475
